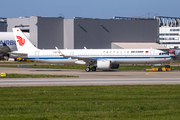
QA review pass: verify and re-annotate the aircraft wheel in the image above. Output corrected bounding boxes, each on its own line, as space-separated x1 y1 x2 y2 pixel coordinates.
92 67 96 71
85 67 91 72
158 68 162 71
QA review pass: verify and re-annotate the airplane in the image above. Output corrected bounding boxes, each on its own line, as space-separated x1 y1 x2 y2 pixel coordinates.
0 43 11 59
0 32 29 60
0 32 16 59
10 28 171 72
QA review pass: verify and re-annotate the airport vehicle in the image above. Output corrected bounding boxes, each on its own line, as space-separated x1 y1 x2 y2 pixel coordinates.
10 28 171 72
171 49 180 60
145 65 171 72
169 50 175 56
15 57 32 62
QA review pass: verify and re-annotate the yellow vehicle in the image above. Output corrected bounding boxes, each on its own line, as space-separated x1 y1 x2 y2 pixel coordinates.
145 65 171 72
16 57 32 62
16 57 23 61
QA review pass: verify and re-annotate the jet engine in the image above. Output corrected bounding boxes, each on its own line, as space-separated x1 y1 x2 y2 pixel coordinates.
97 60 119 69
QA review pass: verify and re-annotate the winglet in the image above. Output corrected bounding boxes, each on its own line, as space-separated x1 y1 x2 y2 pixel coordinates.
55 46 65 57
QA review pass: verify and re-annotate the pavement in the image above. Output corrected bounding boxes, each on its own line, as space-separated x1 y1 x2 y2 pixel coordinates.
0 67 180 87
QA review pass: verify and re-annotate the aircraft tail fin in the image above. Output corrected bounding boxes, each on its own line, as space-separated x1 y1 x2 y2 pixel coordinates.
12 28 38 51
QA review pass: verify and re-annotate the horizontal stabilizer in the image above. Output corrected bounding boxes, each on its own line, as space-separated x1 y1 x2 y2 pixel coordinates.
9 51 28 56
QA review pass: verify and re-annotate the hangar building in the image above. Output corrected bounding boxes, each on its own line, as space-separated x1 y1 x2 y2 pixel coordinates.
65 17 159 49
156 16 180 49
7 16 64 49
0 18 7 32
6 16 164 50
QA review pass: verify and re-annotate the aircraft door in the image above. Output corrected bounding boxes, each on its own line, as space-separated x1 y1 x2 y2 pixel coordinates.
150 50 154 58
69 52 74 56
35 51 39 59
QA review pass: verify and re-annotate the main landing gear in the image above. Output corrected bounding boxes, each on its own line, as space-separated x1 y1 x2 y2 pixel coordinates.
85 66 96 72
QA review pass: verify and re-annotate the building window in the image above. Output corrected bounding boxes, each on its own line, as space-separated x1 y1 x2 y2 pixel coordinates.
170 29 180 31
160 33 179 36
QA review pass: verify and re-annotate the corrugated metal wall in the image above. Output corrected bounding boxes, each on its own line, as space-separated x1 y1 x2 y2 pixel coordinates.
37 17 64 49
0 22 7 32
74 19 158 49
7 17 38 47
6 17 159 49
7 17 64 49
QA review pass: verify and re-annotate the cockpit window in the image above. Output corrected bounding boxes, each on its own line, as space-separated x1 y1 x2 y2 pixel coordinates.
159 53 167 55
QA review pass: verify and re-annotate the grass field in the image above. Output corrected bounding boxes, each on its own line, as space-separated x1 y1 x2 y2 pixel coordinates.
0 63 180 71
0 73 77 78
0 85 180 119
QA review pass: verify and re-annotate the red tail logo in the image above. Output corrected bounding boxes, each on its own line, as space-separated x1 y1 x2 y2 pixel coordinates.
16 36 25 46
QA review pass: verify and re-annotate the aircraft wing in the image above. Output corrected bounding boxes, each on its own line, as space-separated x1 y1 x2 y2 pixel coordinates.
63 55 97 64
55 47 96 64
65 55 95 60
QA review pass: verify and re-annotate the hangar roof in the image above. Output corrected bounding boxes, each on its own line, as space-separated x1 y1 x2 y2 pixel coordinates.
111 42 168 50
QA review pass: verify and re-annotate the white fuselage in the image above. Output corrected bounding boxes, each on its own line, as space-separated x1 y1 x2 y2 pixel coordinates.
22 49 171 65
11 28 171 71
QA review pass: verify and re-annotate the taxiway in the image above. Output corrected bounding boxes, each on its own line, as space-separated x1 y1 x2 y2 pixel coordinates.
0 67 180 87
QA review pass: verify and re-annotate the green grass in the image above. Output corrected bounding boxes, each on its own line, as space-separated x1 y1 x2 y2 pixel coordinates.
0 85 180 119
119 65 180 70
0 64 88 69
1 64 180 70
0 73 77 78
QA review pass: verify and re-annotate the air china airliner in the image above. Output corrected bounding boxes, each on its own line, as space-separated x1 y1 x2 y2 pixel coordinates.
10 28 171 72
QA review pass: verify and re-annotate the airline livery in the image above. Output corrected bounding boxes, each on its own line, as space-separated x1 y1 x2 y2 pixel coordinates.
0 32 17 51
0 32 29 59
10 28 171 72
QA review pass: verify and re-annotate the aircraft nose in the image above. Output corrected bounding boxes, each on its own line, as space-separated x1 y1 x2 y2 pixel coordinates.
167 57 172 61
164 57 171 62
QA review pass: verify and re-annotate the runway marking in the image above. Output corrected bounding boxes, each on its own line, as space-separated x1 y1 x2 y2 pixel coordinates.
145 72 173 77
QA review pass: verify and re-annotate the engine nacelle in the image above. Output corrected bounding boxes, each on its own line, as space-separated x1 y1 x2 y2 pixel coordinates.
97 60 119 69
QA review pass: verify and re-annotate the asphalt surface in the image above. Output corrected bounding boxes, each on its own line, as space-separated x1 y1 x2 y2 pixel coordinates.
0 67 180 87
1 78 180 87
